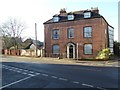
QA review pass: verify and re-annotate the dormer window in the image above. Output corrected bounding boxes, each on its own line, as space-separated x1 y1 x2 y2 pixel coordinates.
67 14 74 20
53 16 59 22
84 12 91 18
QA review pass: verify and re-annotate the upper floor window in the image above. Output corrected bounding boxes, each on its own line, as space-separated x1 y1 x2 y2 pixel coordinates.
67 14 74 20
108 26 114 48
84 26 92 38
52 29 59 39
52 45 60 54
68 28 74 38
53 16 59 22
84 44 92 54
84 12 91 18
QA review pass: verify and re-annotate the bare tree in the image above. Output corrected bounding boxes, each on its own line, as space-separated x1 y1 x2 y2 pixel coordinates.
0 18 25 49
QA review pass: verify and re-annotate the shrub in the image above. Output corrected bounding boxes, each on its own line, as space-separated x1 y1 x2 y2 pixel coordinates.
96 48 111 60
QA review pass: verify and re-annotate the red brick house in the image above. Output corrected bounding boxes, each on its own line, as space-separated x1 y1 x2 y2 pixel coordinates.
43 8 114 59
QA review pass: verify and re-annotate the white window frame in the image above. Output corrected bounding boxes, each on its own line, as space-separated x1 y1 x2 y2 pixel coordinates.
67 14 74 20
84 12 91 18
52 30 59 39
84 44 92 54
68 28 74 38
53 16 59 22
52 45 60 54
108 26 114 49
84 27 92 38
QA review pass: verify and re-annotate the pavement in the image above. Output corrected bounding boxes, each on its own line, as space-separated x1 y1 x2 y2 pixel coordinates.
1 55 120 67
1 55 119 89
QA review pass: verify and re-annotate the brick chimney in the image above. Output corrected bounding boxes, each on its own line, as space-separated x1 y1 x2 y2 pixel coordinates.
91 7 99 14
60 8 67 16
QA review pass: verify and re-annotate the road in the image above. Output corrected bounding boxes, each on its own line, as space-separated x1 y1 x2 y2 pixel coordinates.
1 56 119 89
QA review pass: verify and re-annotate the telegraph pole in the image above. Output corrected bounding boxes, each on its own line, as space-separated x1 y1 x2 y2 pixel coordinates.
35 23 38 57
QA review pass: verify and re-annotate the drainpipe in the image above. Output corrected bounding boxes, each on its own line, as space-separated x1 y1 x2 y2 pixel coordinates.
77 43 78 61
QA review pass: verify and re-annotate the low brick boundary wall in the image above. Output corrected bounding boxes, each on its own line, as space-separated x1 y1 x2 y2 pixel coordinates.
2 49 21 56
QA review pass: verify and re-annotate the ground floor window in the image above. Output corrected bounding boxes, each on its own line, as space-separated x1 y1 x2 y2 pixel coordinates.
52 45 60 54
84 44 92 54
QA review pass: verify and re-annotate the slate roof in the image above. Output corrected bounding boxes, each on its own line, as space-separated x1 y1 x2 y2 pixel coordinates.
44 8 114 29
20 38 43 49
43 9 102 24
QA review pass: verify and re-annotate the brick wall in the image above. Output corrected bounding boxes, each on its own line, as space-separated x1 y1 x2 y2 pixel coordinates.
44 17 108 59
3 49 21 56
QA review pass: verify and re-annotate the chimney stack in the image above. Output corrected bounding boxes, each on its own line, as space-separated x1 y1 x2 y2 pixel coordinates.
60 8 67 16
91 7 99 13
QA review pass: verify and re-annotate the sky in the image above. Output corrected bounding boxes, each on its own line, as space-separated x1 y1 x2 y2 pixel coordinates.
118 1 120 42
0 0 119 42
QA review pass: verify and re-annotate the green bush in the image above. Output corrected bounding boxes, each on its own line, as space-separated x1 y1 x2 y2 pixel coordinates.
96 48 111 60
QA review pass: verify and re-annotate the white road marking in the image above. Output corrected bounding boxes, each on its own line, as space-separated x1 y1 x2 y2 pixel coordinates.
35 73 40 75
12 70 17 72
29 71 34 73
12 67 18 69
10 67 16 69
82 83 94 87
0 76 32 89
2 65 6 67
2 65 107 90
51 76 58 79
2 64 41 77
22 72 27 75
4 67 8 69
42 74 48 77
24 69 29 72
2 66 6 68
73 81 80 84
58 78 67 81
97 87 107 90
19 69 23 70
8 69 13 71
80 68 101 72
28 74 35 76
2 66 5 68
16 71 21 73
